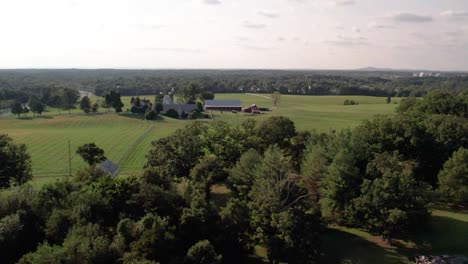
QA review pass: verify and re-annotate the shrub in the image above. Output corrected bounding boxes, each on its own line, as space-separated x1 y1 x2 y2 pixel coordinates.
164 109 179 119
145 110 158 120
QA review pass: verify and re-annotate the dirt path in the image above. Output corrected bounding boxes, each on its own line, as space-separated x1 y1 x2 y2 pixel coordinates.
245 93 273 100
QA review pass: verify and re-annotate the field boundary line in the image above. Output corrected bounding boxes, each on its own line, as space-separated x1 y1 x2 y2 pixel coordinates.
116 126 154 168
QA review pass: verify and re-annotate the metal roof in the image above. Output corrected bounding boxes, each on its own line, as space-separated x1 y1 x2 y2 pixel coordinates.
204 100 241 107
163 104 198 112
99 160 119 178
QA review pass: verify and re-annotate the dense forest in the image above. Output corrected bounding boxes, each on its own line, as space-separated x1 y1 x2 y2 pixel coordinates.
1 70 468 105
0 90 467 263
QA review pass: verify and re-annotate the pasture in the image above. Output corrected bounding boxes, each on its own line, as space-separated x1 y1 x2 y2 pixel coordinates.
0 94 400 182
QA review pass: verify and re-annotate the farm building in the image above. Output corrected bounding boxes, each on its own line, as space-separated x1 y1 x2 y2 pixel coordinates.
99 160 119 178
242 104 261 114
163 103 198 117
204 100 242 111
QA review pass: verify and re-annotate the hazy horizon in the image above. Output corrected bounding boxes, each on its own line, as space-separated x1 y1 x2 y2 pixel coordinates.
1 0 468 71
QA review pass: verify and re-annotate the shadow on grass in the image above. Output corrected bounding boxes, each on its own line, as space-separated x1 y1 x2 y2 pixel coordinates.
395 215 468 257
321 228 409 264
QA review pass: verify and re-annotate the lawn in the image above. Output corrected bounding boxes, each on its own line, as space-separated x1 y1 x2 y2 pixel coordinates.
320 209 468 264
0 93 400 183
0 113 186 183
214 94 400 131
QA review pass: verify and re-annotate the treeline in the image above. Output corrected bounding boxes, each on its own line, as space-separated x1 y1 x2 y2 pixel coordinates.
0 90 467 263
1 70 467 101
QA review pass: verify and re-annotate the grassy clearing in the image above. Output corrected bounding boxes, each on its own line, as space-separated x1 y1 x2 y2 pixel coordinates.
0 113 186 183
214 94 400 131
320 209 468 264
0 94 399 183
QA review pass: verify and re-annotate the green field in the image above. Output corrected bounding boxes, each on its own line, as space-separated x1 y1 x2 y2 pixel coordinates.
1 93 467 263
214 94 401 131
0 94 400 182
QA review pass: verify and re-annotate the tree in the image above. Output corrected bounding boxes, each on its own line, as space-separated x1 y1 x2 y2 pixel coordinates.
438 147 468 205
60 88 80 114
80 96 92 114
91 103 99 113
272 91 281 107
386 96 392 104
103 90 124 112
11 100 23 118
178 82 202 104
76 143 107 166
185 240 222 264
201 91 215 100
256 116 296 150
154 102 163 113
28 96 45 116
0 134 32 187
250 146 314 263
144 109 158 120
352 152 431 240
190 156 227 203
228 149 261 198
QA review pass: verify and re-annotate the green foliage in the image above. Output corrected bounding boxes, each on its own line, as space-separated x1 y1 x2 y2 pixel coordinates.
201 91 215 100
249 146 320 263
438 148 468 205
352 152 431 239
28 95 45 116
80 96 91 114
165 108 179 119
256 116 296 150
144 109 158 120
76 143 107 166
10 100 24 117
60 88 80 114
228 149 261 198
190 156 227 203
104 90 124 112
186 240 222 264
0 134 32 188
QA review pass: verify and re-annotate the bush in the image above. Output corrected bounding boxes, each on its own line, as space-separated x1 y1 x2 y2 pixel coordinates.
145 110 158 120
164 109 179 119
188 110 204 120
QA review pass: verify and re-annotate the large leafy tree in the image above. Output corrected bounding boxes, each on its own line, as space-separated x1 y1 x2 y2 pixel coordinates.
59 88 80 114
0 134 32 188
103 90 124 112
256 116 297 150
352 152 431 240
80 96 92 114
10 100 23 118
28 95 45 116
76 143 107 167
438 147 468 205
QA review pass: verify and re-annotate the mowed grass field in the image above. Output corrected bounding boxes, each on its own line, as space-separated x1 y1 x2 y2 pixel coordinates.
0 93 399 182
214 94 401 131
0 114 186 183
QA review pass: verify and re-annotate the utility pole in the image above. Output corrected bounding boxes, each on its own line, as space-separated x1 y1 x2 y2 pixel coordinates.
68 140 72 178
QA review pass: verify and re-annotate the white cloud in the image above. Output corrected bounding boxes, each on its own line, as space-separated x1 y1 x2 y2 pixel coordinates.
324 35 368 47
386 12 433 23
201 0 221 5
367 21 394 29
330 0 355 6
440 10 468 20
242 21 267 29
258 10 280 18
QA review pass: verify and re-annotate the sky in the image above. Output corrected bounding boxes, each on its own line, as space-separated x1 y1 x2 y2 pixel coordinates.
1 0 468 70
